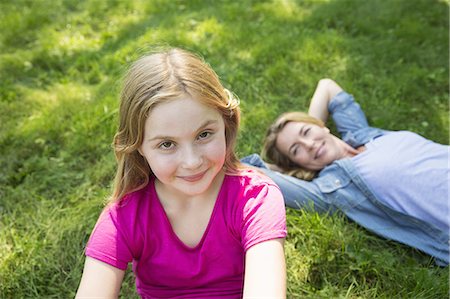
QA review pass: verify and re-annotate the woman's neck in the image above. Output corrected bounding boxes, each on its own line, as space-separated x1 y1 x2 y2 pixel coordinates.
336 137 365 158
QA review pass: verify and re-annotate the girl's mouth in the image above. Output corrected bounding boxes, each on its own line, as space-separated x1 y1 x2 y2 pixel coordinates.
179 170 208 182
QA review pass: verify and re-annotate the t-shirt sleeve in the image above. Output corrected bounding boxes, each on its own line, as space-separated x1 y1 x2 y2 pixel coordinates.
240 177 287 251
85 204 134 270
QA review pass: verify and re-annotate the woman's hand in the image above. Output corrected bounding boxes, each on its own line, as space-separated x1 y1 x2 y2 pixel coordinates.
308 78 343 122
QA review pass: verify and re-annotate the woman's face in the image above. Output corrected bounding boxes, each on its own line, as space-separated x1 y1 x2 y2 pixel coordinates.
275 121 343 170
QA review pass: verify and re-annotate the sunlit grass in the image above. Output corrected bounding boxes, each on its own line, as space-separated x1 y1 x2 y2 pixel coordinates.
1 0 448 298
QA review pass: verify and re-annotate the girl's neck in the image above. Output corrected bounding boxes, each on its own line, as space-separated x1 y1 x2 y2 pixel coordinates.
155 170 226 249
156 170 225 208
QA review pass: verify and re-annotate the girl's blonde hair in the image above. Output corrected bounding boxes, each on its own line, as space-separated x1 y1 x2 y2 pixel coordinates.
111 48 240 201
262 111 325 181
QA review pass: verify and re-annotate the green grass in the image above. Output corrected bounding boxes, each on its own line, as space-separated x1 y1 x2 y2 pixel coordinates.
1 0 448 298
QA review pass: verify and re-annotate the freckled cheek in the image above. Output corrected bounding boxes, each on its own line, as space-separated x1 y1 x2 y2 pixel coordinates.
145 154 179 178
204 139 227 165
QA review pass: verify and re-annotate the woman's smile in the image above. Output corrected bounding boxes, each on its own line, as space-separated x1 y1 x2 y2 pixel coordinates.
315 141 325 160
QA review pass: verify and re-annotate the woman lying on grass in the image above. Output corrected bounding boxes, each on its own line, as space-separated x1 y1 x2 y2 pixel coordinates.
242 78 449 266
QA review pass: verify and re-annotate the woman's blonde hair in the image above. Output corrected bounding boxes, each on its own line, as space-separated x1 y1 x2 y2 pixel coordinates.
262 111 325 181
111 48 240 201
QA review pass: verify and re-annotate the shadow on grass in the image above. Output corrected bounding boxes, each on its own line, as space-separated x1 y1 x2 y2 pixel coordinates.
0 0 448 298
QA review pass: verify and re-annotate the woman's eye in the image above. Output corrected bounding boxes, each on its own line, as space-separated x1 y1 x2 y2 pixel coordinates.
159 141 174 150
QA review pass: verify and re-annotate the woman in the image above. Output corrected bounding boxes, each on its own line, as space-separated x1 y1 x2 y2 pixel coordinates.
242 78 449 266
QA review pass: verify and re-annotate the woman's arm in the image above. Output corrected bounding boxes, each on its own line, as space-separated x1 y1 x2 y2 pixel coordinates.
308 78 343 122
243 238 286 299
76 256 125 298
241 154 335 213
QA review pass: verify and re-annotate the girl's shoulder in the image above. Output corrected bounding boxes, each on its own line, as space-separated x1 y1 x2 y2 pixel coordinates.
106 181 154 215
227 167 274 180
225 168 280 194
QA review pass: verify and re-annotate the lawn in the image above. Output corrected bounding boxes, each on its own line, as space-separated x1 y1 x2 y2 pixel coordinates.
0 0 448 298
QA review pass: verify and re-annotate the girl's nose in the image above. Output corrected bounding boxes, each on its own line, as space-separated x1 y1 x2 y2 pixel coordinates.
181 146 203 169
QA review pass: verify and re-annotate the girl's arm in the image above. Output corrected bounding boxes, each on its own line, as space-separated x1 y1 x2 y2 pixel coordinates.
76 256 125 298
243 238 286 299
308 78 343 122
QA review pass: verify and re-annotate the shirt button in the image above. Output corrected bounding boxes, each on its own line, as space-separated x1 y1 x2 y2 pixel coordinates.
335 179 341 186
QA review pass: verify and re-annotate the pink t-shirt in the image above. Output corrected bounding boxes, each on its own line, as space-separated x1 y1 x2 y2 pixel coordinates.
85 170 287 298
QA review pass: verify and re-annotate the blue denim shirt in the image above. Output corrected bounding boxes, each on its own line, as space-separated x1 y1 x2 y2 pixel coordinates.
242 92 449 266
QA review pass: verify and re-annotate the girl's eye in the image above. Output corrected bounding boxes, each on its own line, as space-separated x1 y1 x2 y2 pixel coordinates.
159 141 174 150
198 131 211 140
304 128 310 135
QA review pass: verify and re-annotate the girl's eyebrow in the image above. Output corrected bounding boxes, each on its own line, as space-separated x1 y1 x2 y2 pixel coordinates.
197 119 219 129
148 119 219 142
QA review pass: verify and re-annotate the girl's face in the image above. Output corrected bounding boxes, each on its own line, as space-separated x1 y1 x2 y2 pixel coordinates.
276 121 343 171
140 95 226 199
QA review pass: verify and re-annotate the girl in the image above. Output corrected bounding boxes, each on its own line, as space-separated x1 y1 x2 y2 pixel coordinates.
242 78 449 266
76 48 287 298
